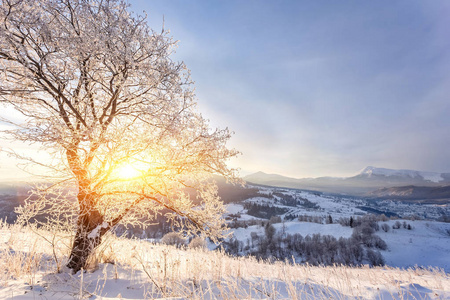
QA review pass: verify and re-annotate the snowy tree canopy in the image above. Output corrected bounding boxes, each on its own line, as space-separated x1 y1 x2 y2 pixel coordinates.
0 0 239 272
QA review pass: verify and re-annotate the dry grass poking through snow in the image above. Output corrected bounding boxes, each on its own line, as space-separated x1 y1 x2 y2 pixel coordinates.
0 221 449 299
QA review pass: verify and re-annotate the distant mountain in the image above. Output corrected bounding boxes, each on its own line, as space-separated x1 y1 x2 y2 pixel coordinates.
355 166 449 184
244 167 450 196
243 171 314 188
244 171 356 194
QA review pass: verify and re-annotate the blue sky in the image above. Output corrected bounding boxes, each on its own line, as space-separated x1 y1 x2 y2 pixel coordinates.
1 1 449 180
129 0 450 178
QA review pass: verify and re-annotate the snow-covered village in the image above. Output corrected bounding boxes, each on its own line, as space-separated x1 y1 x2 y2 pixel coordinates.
1 0 449 299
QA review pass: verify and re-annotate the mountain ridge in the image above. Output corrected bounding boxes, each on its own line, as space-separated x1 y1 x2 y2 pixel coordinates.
358 166 446 183
244 166 450 196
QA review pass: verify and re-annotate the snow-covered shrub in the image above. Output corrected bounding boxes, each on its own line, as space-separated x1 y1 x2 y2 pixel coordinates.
326 215 333 224
352 224 374 242
269 215 282 224
351 222 387 250
264 223 276 241
379 214 389 222
393 221 402 229
161 232 186 248
225 237 243 255
381 223 390 232
338 217 351 227
356 214 380 231
188 237 207 249
372 235 388 250
366 249 385 266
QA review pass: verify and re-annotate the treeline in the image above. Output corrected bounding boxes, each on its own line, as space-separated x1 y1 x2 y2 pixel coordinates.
223 214 388 267
338 215 413 231
272 192 301 207
254 192 320 210
244 203 289 219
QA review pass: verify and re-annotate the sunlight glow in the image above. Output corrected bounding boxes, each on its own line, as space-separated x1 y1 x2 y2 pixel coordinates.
115 164 142 180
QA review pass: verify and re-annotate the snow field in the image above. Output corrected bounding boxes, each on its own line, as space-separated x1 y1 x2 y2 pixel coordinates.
376 220 450 271
1 222 449 299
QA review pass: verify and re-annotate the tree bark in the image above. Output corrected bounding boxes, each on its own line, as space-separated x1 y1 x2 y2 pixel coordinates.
66 224 102 273
66 192 107 273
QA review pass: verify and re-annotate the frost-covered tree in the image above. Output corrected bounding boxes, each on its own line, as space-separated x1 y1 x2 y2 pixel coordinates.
0 0 238 273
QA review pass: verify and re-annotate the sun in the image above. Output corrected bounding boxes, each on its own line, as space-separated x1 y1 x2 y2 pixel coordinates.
115 164 142 180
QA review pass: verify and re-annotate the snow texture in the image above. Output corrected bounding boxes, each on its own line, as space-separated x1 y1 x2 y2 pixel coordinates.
87 221 109 239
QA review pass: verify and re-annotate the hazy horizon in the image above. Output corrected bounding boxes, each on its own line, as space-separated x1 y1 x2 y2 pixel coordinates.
1 163 449 183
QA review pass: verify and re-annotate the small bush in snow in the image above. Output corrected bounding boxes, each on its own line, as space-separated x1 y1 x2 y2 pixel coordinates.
372 235 388 250
381 223 390 232
392 221 402 229
161 232 186 248
326 215 333 224
269 215 282 225
188 237 207 249
265 223 276 241
367 249 385 266
338 217 351 227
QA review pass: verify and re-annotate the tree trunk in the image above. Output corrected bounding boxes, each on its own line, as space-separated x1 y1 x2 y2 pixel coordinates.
66 201 106 273
66 226 101 273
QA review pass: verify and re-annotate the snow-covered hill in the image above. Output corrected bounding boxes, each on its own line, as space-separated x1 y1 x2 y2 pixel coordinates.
1 222 449 299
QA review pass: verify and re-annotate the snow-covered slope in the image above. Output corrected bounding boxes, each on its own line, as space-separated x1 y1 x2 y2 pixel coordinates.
377 220 450 271
1 223 449 299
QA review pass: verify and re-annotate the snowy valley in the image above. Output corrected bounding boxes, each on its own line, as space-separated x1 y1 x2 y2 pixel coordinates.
220 184 450 272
